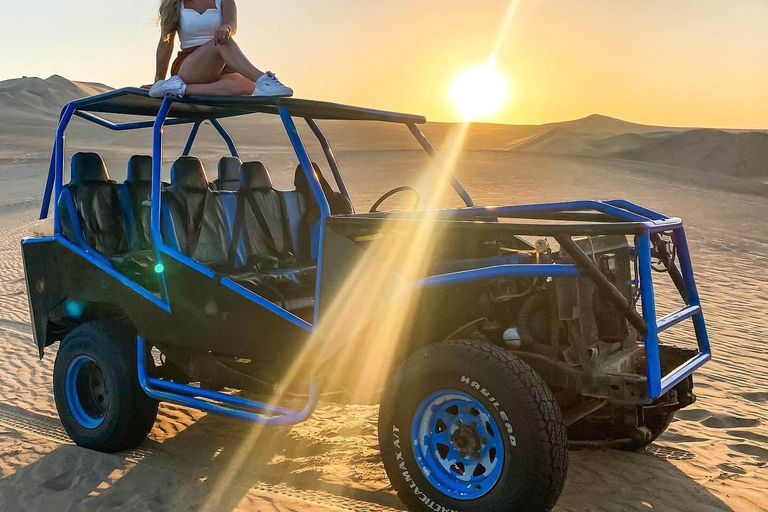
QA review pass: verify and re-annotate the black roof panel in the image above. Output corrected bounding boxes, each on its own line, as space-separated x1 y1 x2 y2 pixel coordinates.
71 88 427 124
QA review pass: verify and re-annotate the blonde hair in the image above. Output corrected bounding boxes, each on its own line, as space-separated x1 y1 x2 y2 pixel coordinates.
158 0 182 41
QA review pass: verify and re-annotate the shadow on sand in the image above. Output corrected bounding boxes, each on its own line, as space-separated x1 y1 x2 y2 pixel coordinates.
0 406 735 512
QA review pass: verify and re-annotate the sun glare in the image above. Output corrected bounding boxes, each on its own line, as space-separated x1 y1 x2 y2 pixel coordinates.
450 65 510 121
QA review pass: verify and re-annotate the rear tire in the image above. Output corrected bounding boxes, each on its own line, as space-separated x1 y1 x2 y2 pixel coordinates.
53 320 158 452
379 339 567 512
567 404 675 451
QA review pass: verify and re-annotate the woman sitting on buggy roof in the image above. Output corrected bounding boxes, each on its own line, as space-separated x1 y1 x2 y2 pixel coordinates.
145 0 292 98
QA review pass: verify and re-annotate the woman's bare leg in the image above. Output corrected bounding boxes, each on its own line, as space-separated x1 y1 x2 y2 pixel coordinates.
178 39 264 84
184 73 255 96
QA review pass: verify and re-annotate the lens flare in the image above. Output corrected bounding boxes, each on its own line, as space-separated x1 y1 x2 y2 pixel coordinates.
196 2 524 506
450 64 510 121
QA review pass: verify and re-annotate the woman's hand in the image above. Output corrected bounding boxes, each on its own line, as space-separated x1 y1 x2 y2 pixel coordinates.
214 24 232 46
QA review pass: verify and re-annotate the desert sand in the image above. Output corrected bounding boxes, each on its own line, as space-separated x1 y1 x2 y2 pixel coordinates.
0 76 765 511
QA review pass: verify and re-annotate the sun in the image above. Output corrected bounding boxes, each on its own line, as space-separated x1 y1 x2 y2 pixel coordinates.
450 64 510 121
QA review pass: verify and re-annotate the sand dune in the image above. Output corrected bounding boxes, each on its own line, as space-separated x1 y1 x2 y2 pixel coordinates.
2 75 768 190
0 75 766 511
0 75 112 116
513 126 768 185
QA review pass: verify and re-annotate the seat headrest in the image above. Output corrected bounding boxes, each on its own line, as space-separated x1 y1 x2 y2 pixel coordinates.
293 162 323 189
218 157 242 182
127 155 152 183
241 161 273 191
71 152 109 183
171 157 209 190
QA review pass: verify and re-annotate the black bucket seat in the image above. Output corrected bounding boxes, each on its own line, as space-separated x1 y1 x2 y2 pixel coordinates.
58 152 156 287
162 156 231 267
123 155 153 250
213 156 242 191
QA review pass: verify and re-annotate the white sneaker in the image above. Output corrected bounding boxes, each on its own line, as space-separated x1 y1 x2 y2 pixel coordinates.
253 72 293 97
148 75 187 98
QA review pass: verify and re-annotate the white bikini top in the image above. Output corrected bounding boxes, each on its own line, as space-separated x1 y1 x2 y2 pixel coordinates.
178 0 223 50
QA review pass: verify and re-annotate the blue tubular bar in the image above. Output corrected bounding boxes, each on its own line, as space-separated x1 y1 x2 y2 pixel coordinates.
415 264 579 289
182 121 202 156
636 231 662 398
209 119 240 157
279 109 330 218
41 107 67 219
54 104 76 234
305 118 354 211
673 228 709 354
73 111 196 131
278 107 329 326
137 338 319 425
657 305 700 332
219 277 314 331
653 226 711 397
481 201 651 223
647 218 683 232
55 235 171 312
636 223 711 400
150 99 173 245
40 145 56 220
42 107 68 220
659 353 710 397
604 199 668 221
160 246 217 278
150 99 174 304
407 123 474 207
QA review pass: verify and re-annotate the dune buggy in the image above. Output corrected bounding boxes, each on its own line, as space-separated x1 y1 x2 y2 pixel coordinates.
21 89 711 512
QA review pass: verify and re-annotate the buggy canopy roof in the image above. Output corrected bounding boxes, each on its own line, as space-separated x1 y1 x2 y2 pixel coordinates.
70 87 427 124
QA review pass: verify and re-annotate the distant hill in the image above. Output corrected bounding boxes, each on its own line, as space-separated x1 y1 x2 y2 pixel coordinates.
0 75 766 185
0 75 112 116
510 125 768 182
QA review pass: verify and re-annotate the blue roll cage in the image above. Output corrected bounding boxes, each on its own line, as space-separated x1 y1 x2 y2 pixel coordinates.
33 89 710 425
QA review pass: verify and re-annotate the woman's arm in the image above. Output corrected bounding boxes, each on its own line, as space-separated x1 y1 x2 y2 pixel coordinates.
215 0 238 45
154 32 176 81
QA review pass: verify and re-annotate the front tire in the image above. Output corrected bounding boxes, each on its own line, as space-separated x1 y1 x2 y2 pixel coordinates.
53 320 158 452
379 340 567 512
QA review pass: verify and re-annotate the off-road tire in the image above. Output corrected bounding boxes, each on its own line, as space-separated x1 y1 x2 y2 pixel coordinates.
53 320 158 452
379 339 568 512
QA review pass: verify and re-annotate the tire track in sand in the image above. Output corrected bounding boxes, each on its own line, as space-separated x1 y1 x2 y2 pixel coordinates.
0 402 403 512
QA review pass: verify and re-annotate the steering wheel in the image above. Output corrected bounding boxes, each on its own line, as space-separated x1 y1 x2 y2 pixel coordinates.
369 186 421 213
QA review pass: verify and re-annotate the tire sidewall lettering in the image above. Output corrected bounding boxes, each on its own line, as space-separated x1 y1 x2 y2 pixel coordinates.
460 375 518 447
391 425 460 512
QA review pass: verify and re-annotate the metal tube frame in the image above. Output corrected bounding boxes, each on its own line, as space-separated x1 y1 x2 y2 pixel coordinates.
305 118 354 211
138 337 318 425
407 123 475 207
181 121 202 156
35 93 711 428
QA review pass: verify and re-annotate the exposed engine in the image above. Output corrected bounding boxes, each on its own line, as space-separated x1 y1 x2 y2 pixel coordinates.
477 235 637 368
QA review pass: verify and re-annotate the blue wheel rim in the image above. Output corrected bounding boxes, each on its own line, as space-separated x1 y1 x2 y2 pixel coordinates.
65 355 109 429
411 390 505 500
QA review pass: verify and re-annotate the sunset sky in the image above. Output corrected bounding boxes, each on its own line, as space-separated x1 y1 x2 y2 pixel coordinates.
2 0 768 128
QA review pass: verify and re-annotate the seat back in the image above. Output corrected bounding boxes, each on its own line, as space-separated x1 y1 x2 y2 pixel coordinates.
294 162 353 220
237 161 292 261
292 162 351 259
58 152 129 257
123 155 153 250
281 190 309 261
213 156 242 191
163 157 231 265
